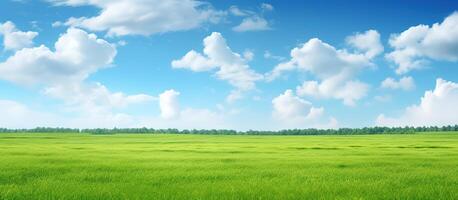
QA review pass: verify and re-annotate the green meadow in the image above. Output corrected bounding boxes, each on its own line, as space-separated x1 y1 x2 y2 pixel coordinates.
0 133 457 200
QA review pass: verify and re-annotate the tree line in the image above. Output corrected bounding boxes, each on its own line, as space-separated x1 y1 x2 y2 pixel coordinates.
0 125 457 135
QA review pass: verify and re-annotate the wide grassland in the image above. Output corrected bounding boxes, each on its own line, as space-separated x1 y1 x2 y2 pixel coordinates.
0 133 457 200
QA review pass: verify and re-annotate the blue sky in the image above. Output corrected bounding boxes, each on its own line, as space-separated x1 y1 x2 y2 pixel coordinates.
0 0 458 130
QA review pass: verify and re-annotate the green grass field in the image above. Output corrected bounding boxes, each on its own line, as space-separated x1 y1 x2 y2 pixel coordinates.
1 133 457 200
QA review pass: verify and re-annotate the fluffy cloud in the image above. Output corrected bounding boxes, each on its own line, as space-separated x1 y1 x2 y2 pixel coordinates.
346 29 384 59
269 32 380 80
296 78 369 106
0 27 154 120
0 21 38 51
376 78 458 127
159 89 180 119
273 89 317 121
233 16 271 32
386 12 458 74
49 0 224 36
170 50 215 72
272 90 337 128
172 32 263 101
155 89 228 129
269 31 382 105
0 28 116 85
381 76 415 91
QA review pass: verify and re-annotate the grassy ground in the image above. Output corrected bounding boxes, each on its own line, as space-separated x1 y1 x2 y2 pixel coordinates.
0 133 457 200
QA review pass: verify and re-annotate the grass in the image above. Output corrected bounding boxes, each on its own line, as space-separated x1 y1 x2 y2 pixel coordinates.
0 132 457 200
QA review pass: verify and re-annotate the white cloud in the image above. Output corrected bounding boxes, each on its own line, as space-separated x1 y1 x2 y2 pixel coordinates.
296 78 369 106
0 21 38 51
272 89 337 128
243 49 254 61
376 78 458 127
48 0 225 36
159 89 180 120
226 90 243 103
0 98 229 129
381 76 415 91
43 82 154 112
233 16 271 32
0 28 116 85
269 34 378 105
346 29 384 59
228 5 252 17
261 3 274 12
386 12 458 74
154 89 229 129
172 32 263 101
273 89 314 121
0 98 145 129
0 100 59 128
117 40 127 46
0 27 155 122
374 94 392 102
264 50 285 61
171 50 216 72
231 3 273 32
268 37 374 80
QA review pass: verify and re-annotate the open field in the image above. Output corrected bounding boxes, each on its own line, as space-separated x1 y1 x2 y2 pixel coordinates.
0 133 457 199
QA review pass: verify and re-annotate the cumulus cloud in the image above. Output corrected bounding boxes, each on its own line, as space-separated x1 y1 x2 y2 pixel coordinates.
381 76 415 91
386 12 458 74
0 28 116 85
0 21 38 51
159 89 180 119
172 32 263 101
154 89 229 129
0 27 155 120
48 0 225 36
346 29 384 59
296 77 369 106
272 89 338 128
170 50 216 72
376 78 458 127
269 31 382 105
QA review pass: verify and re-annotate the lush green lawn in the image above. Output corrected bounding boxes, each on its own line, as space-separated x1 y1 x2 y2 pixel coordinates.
0 133 457 200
